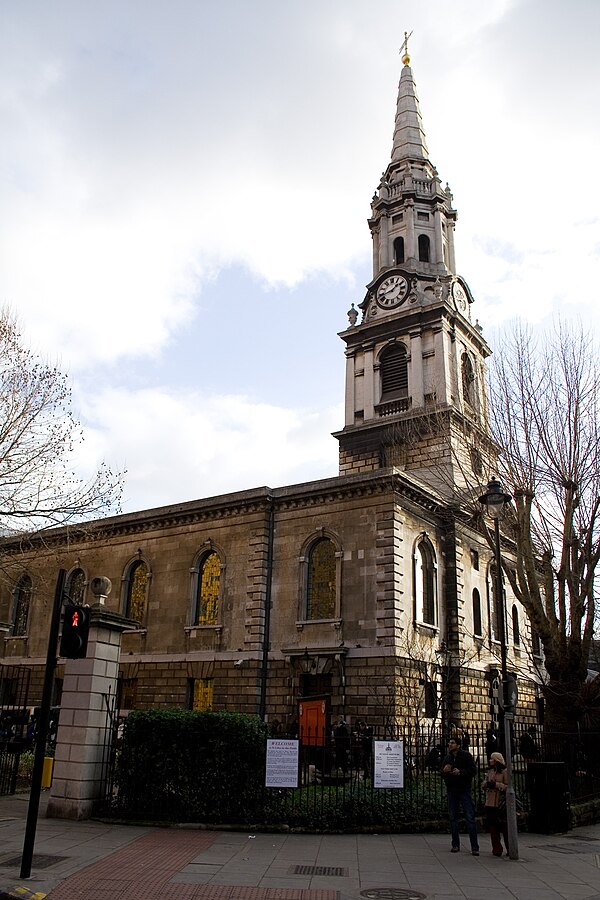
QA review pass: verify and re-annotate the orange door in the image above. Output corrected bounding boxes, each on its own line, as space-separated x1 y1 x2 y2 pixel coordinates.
298 697 328 746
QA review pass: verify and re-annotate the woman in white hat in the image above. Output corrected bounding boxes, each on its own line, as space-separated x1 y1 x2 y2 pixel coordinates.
483 751 509 856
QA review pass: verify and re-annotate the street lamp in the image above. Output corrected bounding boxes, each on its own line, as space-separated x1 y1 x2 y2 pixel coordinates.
478 478 519 860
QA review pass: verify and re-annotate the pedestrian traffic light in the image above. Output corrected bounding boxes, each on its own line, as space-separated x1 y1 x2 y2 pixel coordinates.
59 604 90 659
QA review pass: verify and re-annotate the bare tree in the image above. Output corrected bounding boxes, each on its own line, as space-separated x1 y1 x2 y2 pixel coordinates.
489 322 600 730
0 309 124 535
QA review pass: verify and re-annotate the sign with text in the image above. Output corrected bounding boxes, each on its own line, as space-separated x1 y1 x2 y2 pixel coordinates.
265 739 299 788
374 740 404 788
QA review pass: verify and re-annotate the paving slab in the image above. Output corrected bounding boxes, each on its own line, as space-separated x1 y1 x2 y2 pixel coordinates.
1 792 600 900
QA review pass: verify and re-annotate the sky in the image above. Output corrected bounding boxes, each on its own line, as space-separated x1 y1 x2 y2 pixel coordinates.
1 0 599 515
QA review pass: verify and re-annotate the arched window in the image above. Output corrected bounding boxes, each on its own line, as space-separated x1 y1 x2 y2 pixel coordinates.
414 537 437 626
380 343 408 400
531 627 542 657
461 353 475 407
418 234 430 262
194 551 221 625
12 575 32 636
66 568 86 605
306 538 336 620
124 560 149 623
393 236 404 264
512 605 520 646
472 588 482 637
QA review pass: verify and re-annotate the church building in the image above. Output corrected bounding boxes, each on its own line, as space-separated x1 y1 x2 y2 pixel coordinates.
0 49 544 736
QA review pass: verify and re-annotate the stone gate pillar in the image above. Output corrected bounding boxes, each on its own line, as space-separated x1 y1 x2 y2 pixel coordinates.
46 577 135 820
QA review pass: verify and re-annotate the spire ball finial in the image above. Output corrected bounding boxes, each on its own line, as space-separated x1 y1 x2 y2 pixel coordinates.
401 30 413 66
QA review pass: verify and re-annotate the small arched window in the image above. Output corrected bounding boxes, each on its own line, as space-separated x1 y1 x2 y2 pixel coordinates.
472 588 482 637
124 560 149 623
306 538 336 620
461 353 475 407
415 537 437 626
194 551 221 625
13 575 32 636
380 343 408 400
66 568 86 605
531 627 542 657
418 234 430 263
512 605 520 646
393 236 405 264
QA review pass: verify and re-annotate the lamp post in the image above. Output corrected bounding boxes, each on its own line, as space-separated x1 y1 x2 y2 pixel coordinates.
478 478 519 860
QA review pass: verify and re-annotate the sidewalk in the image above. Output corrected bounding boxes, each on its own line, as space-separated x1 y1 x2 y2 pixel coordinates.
1 792 600 900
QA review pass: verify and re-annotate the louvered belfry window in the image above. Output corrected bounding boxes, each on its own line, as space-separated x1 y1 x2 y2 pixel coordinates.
381 344 408 398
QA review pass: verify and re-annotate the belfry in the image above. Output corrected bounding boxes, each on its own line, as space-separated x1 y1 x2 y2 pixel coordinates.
336 43 495 497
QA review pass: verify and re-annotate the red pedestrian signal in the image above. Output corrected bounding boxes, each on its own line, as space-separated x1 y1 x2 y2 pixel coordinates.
59 604 90 659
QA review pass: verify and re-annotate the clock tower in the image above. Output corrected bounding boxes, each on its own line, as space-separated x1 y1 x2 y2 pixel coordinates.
335 46 495 497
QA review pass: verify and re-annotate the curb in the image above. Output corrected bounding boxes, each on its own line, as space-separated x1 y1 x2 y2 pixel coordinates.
0 889 46 900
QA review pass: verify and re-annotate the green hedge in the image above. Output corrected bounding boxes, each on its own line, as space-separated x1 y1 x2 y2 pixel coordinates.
114 709 268 822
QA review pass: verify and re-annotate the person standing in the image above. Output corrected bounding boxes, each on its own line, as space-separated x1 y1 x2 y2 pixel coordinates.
483 751 509 856
441 736 480 855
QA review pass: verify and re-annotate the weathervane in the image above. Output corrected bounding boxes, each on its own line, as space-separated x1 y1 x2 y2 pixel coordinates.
401 30 413 66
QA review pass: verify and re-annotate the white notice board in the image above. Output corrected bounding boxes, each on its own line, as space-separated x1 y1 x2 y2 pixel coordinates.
265 739 299 788
373 740 404 788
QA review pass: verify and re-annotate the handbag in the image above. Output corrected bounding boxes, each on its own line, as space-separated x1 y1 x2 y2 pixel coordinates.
498 789 525 818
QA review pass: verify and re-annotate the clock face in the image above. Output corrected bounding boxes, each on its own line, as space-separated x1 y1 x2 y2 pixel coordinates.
376 275 408 308
452 281 467 311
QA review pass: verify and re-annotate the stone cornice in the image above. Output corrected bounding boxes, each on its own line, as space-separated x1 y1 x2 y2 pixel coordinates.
0 469 449 554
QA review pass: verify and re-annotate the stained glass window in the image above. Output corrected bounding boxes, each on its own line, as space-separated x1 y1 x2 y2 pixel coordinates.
306 538 336 620
13 575 31 636
195 552 220 625
66 568 86 605
126 560 148 623
191 678 214 711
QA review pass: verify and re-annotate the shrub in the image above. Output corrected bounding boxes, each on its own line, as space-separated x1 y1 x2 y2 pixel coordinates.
114 709 268 822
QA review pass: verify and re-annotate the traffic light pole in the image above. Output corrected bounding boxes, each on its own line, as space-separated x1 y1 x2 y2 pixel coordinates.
20 569 66 879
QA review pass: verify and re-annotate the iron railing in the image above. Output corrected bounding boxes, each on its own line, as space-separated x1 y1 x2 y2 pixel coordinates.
100 720 600 827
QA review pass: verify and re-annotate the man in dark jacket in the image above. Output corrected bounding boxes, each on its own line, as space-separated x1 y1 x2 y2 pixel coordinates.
441 737 480 855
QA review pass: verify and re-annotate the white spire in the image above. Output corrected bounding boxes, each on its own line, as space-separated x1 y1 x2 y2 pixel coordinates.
390 63 429 163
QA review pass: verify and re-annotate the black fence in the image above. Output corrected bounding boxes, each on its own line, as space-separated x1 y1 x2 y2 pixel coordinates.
0 664 31 796
102 718 600 829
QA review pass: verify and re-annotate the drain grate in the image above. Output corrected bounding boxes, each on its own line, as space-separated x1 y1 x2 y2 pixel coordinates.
0 854 68 869
291 865 348 877
361 890 426 900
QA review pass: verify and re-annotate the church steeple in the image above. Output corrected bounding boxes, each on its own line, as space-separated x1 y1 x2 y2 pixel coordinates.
368 55 457 280
335 47 495 496
390 56 429 163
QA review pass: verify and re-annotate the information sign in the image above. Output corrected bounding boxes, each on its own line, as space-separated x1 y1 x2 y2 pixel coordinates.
374 740 404 788
265 739 299 788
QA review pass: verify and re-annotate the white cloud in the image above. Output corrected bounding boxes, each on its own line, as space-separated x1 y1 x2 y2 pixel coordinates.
0 0 598 511
72 385 341 512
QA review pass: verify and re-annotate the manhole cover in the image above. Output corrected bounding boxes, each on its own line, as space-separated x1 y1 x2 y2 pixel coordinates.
0 854 68 869
361 890 426 900
291 865 348 877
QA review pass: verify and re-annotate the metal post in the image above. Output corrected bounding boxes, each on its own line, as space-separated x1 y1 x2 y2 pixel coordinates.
504 711 519 859
493 517 519 860
20 569 65 879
